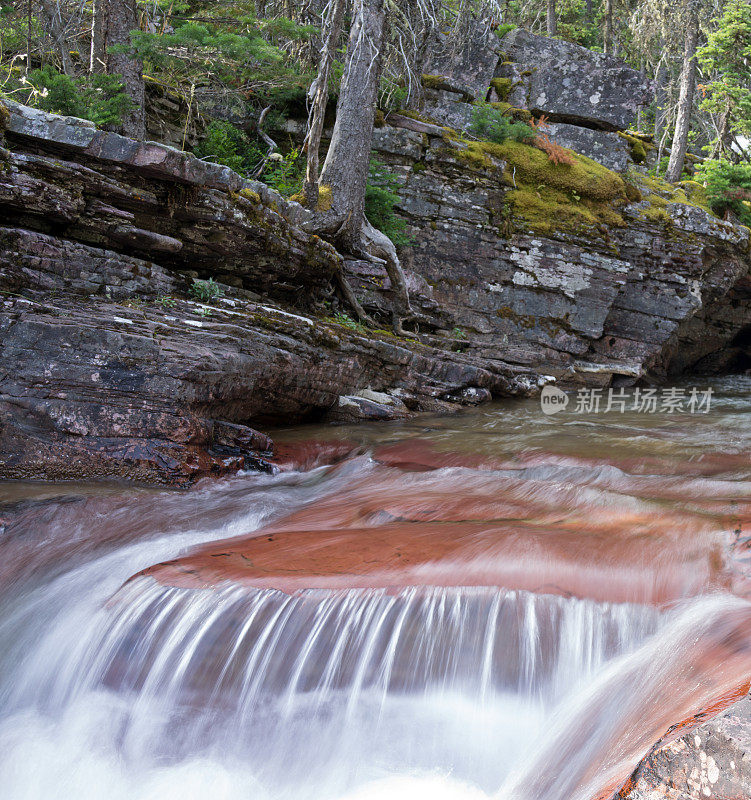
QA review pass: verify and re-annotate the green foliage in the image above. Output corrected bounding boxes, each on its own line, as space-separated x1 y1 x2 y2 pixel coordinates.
264 147 303 197
125 8 316 110
364 160 411 247
697 0 751 153
470 103 535 145
694 159 751 226
194 121 302 196
190 277 224 302
23 66 135 127
494 24 517 39
331 311 366 332
194 120 264 174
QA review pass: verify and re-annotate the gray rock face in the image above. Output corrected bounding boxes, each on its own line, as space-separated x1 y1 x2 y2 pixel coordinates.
498 28 652 131
0 226 179 299
0 101 542 485
621 697 751 799
543 122 632 171
1 101 339 302
0 288 532 485
421 88 476 132
423 18 502 101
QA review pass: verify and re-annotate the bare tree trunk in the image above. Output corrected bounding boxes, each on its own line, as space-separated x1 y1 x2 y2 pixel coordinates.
546 0 557 36
303 0 346 208
90 0 108 72
665 0 700 183
712 100 733 159
39 0 74 74
603 0 613 54
312 0 414 332
105 0 146 139
318 0 386 245
26 0 33 75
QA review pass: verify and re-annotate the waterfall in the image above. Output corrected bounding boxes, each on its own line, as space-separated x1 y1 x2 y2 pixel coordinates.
2 576 658 799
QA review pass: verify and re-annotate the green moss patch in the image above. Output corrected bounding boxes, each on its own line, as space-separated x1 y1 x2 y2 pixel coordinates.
630 173 712 219
238 187 261 204
449 137 628 235
618 132 651 164
489 77 514 101
421 74 473 101
289 183 333 212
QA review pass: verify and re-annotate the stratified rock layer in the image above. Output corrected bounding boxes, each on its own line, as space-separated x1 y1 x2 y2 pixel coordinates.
368 122 751 383
0 101 543 484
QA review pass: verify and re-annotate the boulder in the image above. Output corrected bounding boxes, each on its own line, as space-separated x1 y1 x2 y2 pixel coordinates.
498 28 652 131
421 88 476 132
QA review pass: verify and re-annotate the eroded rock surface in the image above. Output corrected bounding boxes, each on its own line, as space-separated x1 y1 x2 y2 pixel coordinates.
0 101 544 484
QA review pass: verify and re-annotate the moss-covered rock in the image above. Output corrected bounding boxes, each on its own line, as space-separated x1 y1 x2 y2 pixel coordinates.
487 101 533 122
0 101 10 133
451 138 628 235
617 132 654 165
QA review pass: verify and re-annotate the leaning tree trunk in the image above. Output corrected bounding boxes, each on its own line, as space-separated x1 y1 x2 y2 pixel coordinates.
310 0 414 332
303 0 346 209
103 0 146 140
546 0 557 36
665 0 700 183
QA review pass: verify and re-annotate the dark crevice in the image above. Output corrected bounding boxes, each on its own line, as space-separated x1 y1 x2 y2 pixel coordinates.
528 109 620 133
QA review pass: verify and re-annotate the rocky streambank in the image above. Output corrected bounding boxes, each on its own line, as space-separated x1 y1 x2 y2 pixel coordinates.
1 29 750 486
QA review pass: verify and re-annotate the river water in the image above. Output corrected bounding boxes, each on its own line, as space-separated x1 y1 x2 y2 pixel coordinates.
1 376 750 800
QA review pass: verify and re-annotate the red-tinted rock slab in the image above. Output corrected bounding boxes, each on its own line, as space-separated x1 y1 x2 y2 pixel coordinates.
269 439 359 472
132 446 749 605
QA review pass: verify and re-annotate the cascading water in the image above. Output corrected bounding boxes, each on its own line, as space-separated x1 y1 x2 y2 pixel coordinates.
1 376 750 800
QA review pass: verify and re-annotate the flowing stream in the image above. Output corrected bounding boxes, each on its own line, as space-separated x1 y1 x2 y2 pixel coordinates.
1 376 751 800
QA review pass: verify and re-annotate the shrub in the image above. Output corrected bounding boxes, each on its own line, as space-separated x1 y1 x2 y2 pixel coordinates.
263 147 303 197
694 159 751 225
365 160 412 246
493 24 517 38
189 278 224 302
529 119 575 166
194 120 264 175
25 66 135 127
470 103 536 145
195 121 302 196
